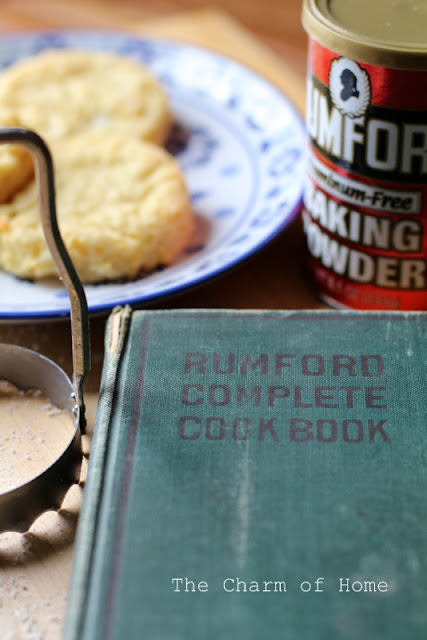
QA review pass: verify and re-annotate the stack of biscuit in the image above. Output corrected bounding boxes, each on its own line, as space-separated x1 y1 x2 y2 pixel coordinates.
0 49 194 283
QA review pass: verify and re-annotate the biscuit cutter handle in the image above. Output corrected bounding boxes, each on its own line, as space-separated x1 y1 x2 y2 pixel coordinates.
0 128 90 434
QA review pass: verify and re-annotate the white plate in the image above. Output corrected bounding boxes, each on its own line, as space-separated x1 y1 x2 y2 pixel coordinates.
0 31 305 320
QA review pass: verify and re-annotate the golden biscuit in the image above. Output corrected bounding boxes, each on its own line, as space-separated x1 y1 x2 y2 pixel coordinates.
0 49 172 144
0 132 193 283
0 111 34 202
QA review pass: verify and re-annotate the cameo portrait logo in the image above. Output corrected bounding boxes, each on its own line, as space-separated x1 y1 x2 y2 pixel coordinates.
329 57 371 119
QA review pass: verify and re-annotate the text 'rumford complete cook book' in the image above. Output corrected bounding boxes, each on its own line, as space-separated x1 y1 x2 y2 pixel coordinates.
64 307 427 640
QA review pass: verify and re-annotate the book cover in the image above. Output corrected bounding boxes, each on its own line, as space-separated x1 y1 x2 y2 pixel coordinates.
64 307 427 640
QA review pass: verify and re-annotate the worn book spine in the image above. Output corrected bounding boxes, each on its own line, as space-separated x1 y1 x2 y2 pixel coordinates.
64 306 132 639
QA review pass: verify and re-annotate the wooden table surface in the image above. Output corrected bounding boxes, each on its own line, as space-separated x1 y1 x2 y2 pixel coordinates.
0 1 325 638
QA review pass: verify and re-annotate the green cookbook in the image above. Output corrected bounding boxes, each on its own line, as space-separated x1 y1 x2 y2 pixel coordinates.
64 307 427 640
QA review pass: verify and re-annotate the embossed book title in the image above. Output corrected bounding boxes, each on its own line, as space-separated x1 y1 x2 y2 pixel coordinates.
178 350 390 445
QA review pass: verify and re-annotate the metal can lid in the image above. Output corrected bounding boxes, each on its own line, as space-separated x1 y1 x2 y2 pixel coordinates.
302 0 427 69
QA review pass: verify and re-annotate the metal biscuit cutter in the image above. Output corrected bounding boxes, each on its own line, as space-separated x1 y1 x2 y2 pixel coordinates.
0 128 90 533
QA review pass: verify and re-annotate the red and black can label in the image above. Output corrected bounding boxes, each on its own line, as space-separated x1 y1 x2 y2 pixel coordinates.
303 39 427 310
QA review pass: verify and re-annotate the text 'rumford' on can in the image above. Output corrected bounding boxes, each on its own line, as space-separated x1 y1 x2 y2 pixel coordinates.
302 0 427 310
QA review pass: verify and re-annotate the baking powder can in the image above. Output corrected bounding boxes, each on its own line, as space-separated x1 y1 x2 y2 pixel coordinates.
302 0 427 309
